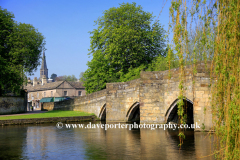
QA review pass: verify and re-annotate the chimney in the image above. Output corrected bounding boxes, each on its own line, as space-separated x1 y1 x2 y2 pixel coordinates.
33 77 38 86
42 75 47 85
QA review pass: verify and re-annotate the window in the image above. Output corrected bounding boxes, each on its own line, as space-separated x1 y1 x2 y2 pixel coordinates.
37 92 39 98
78 91 82 96
64 91 67 96
51 91 53 97
44 92 46 97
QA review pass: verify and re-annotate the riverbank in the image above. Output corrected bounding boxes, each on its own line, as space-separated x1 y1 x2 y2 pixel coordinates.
0 110 94 120
0 110 97 125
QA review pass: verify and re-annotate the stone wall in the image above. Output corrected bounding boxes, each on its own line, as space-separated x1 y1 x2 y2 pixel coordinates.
192 63 212 130
139 65 194 124
45 89 107 117
42 102 54 111
106 79 140 122
139 70 167 123
139 63 212 130
0 96 27 115
73 89 106 117
52 99 75 111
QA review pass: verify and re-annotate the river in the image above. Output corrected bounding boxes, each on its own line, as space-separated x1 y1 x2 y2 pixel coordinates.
0 121 215 160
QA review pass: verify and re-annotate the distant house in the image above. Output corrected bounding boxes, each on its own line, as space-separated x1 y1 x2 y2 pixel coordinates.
25 80 85 110
24 51 85 110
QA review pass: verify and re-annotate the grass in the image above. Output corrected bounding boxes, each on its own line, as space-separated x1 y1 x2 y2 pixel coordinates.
0 110 95 120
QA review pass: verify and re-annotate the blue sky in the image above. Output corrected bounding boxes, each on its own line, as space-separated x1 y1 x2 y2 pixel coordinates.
1 0 171 80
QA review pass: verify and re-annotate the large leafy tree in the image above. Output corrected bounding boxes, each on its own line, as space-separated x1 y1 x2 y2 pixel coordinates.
0 7 45 96
84 2 166 93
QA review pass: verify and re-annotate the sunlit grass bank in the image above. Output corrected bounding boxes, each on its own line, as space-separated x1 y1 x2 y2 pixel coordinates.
0 110 95 120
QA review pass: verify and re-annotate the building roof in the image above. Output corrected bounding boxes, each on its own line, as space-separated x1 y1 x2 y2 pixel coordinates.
68 81 84 88
25 81 84 92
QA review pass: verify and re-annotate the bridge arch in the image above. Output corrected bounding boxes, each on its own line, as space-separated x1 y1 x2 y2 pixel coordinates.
165 98 194 125
126 102 140 122
98 103 106 121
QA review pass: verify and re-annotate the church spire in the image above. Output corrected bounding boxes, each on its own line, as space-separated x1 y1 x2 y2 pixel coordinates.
40 50 47 70
40 50 48 79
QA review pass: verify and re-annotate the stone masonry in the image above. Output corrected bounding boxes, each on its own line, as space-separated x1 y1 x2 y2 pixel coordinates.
45 63 212 131
0 96 27 114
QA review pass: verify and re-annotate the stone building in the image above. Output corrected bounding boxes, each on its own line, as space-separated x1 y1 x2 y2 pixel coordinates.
25 79 85 110
24 51 85 110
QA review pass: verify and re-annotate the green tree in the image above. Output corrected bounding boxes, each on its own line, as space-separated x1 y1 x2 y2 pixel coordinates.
187 25 215 63
0 7 45 96
84 2 167 93
50 73 57 81
79 72 86 82
56 75 77 82
64 75 77 82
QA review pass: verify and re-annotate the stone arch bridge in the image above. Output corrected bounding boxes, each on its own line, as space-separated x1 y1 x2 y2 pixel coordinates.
49 63 212 131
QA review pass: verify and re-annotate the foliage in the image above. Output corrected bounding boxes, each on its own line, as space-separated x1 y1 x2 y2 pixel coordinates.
169 0 240 158
146 51 179 72
79 72 86 82
188 26 215 62
120 64 146 82
169 0 188 147
211 0 240 159
84 2 167 94
0 7 45 96
55 75 77 82
63 75 77 82
50 73 57 81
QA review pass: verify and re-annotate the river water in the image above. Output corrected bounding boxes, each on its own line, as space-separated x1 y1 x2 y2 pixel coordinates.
0 121 215 160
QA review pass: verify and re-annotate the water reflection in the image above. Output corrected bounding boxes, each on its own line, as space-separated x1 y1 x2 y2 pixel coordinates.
0 122 214 160
0 125 27 159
